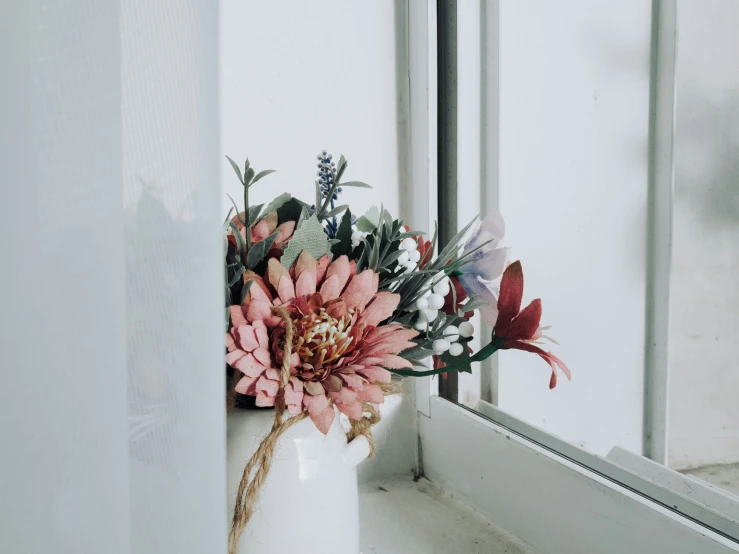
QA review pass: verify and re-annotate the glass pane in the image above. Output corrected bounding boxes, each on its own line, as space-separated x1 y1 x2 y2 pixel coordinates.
667 0 739 495
457 0 739 511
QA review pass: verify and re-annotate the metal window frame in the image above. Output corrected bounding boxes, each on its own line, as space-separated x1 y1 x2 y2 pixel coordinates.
404 0 739 550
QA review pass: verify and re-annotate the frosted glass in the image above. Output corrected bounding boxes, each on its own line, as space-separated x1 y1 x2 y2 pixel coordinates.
1 1 224 552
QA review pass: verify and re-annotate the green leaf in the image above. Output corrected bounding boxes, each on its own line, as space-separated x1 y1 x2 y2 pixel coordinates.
322 204 349 220
228 221 245 254
435 216 479 267
240 279 254 304
225 155 244 184
335 154 348 182
438 337 474 373
249 169 276 187
247 204 263 226
261 192 292 218
398 230 425 239
228 265 245 287
331 209 353 257
340 181 372 189
277 197 309 225
314 181 322 210
356 205 381 232
225 194 245 226
247 231 279 269
297 205 311 228
280 214 333 269
244 167 255 186
223 207 234 225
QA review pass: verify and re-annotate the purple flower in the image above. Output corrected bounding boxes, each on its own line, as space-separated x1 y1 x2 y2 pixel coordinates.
457 212 509 325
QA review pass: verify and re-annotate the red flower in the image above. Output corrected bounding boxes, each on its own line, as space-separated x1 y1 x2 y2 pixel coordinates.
494 261 571 389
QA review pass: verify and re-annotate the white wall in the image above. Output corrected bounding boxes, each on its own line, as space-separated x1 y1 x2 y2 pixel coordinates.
220 0 417 481
667 0 739 469
495 1 653 456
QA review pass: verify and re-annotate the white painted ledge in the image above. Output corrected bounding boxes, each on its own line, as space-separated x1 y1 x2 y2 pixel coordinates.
359 476 537 554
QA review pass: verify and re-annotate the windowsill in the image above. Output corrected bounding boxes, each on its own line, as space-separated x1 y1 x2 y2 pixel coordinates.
359 476 538 554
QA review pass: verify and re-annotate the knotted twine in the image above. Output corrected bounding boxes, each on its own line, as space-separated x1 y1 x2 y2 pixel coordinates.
227 306 386 554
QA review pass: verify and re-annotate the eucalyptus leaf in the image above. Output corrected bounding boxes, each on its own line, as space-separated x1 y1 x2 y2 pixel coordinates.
226 194 245 226
249 169 276 187
323 204 349 220
398 230 425 239
314 181 322 209
228 221 245 254
340 181 372 189
225 155 244 184
435 216 478 267
240 279 254 305
247 204 263 226
244 167 255 186
228 265 246 287
247 231 280 269
335 154 348 182
224 207 234 225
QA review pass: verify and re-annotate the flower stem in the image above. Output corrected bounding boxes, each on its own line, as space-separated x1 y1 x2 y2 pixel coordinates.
391 338 505 377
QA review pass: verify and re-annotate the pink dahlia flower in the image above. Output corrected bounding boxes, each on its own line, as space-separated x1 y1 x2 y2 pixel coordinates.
231 211 295 259
226 252 418 433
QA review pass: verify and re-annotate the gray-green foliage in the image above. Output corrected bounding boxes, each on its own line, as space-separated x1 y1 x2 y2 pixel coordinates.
280 215 334 269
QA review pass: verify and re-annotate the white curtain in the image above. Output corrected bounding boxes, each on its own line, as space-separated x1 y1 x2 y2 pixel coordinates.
1 1 225 552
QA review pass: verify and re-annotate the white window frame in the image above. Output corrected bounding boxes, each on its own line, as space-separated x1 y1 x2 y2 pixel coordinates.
402 1 739 552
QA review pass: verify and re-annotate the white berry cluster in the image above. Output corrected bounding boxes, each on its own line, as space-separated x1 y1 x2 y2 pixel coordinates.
351 227 368 248
413 274 451 329
394 237 422 273
431 321 474 356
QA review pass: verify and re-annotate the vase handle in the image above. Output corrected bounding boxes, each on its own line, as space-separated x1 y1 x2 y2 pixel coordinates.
343 435 371 468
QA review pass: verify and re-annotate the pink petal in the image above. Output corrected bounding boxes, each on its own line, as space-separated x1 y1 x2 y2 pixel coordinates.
252 320 269 346
295 269 316 297
256 392 276 407
302 392 329 415
277 274 296 303
319 275 343 301
342 270 379 311
226 332 237 351
356 366 392 383
235 325 259 351
310 406 335 435
294 250 317 278
321 256 351 297
255 374 280 398
225 350 246 367
233 353 268 378
229 305 249 327
252 346 272 368
358 292 400 327
274 221 295 245
251 220 270 243
357 383 384 404
267 258 290 292
234 375 257 395
315 255 331 283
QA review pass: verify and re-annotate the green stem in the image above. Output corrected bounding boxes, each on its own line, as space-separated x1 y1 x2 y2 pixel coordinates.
244 175 250 260
391 338 505 377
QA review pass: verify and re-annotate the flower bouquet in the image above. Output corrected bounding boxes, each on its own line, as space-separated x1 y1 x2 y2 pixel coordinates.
224 151 570 553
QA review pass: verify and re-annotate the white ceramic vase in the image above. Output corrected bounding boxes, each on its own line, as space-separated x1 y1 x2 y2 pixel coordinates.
226 407 370 554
